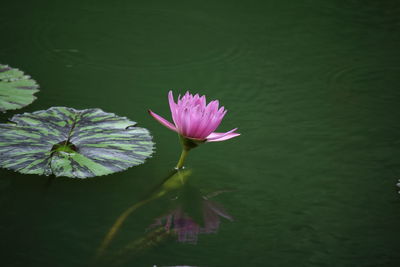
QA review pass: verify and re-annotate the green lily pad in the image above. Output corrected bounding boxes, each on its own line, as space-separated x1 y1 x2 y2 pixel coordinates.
0 107 154 178
0 64 39 112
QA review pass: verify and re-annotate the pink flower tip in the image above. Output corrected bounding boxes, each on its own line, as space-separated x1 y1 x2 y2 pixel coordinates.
149 91 240 143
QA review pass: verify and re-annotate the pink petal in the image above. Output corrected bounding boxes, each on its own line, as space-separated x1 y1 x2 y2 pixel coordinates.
207 133 240 142
206 128 237 140
206 128 240 142
168 90 176 113
194 106 220 138
179 107 191 136
168 91 181 130
200 108 227 137
148 109 177 133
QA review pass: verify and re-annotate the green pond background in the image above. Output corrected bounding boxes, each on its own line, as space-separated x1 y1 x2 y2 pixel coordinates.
1 0 400 266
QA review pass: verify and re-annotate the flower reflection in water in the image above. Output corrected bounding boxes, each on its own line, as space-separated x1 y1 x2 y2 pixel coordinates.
96 169 233 265
96 169 192 259
149 189 233 244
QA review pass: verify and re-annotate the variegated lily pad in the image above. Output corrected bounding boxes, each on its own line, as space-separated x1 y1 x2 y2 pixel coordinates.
0 107 154 178
0 64 39 112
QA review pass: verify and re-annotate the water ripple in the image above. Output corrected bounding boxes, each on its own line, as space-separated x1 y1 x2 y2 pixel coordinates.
30 7 248 71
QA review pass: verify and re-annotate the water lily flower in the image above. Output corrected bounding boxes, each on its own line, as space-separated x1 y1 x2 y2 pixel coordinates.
149 91 240 168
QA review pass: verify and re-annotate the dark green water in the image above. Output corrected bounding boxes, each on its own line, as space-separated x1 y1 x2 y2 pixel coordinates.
1 1 400 266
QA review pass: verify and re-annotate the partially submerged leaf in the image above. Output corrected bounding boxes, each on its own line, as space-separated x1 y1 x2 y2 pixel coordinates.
0 64 39 112
0 107 154 178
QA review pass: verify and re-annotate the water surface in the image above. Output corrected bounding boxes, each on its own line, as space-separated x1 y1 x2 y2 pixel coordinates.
1 1 400 266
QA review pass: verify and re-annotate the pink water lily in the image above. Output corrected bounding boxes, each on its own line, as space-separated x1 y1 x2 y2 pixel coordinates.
149 91 240 142
149 91 240 169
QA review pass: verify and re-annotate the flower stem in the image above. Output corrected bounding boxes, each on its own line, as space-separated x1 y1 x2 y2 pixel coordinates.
176 148 189 169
